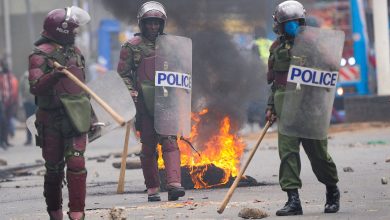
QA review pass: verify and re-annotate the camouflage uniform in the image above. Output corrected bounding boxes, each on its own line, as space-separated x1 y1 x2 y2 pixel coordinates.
268 1 340 216
267 36 339 191
117 34 182 191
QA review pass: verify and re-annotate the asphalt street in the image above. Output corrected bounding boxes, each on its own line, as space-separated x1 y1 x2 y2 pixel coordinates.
0 122 389 220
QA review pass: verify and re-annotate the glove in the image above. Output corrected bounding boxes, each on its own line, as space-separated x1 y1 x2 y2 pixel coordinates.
48 60 67 78
53 71 66 78
130 90 139 103
265 105 277 124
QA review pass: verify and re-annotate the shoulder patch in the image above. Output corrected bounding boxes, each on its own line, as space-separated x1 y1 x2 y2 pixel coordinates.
36 43 57 54
127 36 142 46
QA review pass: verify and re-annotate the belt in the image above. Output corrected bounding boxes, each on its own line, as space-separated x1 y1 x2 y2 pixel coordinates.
39 107 66 115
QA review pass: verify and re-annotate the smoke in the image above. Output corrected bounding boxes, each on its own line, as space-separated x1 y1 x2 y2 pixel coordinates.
102 0 272 144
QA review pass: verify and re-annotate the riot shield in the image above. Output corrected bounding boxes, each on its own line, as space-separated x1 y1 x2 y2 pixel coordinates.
278 26 345 139
26 114 38 138
87 71 135 142
26 71 135 142
154 35 192 137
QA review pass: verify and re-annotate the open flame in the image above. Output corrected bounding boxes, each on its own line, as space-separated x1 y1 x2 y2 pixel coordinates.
158 108 245 189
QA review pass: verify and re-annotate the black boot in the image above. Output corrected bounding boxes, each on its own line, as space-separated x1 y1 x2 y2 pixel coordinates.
167 185 185 201
324 185 340 213
147 193 161 202
276 189 303 216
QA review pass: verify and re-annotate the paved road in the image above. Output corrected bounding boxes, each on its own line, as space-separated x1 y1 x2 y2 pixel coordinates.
1 123 389 219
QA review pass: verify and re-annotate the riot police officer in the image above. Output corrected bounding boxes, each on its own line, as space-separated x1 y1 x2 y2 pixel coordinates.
117 1 185 202
266 0 340 216
28 6 91 220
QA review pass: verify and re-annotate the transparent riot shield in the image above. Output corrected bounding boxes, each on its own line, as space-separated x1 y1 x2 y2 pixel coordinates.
154 35 192 137
279 26 345 139
26 71 135 143
87 71 135 142
26 114 38 138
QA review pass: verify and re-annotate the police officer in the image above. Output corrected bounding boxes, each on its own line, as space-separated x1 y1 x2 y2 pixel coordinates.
28 6 91 220
265 0 340 216
117 1 185 202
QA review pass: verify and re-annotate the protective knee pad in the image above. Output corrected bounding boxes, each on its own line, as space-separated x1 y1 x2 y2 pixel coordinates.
159 135 179 153
65 136 86 173
66 155 86 172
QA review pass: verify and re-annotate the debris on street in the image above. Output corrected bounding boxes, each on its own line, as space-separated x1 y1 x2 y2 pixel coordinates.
343 167 354 172
0 161 44 179
109 206 126 220
0 159 7 166
112 159 141 169
238 208 268 219
381 177 388 185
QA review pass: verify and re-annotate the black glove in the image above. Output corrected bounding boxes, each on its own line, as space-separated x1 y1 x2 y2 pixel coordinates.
130 90 138 103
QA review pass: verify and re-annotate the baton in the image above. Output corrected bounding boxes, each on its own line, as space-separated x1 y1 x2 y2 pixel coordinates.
117 122 131 193
54 61 126 126
217 121 272 214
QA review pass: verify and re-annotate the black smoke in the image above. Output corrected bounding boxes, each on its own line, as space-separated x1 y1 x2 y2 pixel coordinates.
102 0 273 146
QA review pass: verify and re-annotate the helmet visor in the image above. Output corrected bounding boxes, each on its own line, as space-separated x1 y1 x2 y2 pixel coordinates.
66 6 91 26
138 1 167 20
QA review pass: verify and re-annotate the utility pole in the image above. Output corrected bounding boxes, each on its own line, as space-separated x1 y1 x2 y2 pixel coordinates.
373 0 390 95
25 0 35 45
4 0 12 67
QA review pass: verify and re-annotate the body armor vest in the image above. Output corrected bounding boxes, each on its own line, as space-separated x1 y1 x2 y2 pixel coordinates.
272 39 293 72
128 36 157 116
34 44 85 109
34 43 91 133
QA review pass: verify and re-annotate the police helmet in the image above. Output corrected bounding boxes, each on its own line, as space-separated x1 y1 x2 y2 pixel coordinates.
137 1 167 34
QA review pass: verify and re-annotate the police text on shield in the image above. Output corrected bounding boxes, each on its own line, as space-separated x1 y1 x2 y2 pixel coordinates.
287 65 338 88
155 71 192 90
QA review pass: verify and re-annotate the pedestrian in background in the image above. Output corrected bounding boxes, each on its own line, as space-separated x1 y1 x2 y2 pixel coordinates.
20 71 37 146
0 58 18 148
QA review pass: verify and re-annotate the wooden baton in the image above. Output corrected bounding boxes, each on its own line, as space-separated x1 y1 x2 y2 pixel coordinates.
117 122 131 194
217 121 272 214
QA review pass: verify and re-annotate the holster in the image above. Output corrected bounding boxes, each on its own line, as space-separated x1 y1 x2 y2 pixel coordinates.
34 120 44 147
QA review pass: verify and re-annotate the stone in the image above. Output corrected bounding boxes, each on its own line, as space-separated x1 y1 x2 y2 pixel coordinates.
0 159 7 166
381 177 388 185
238 208 268 219
109 206 126 220
343 167 354 172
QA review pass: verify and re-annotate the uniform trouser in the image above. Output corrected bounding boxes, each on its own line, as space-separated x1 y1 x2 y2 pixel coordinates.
138 112 181 189
273 88 339 190
278 132 339 190
36 109 87 212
